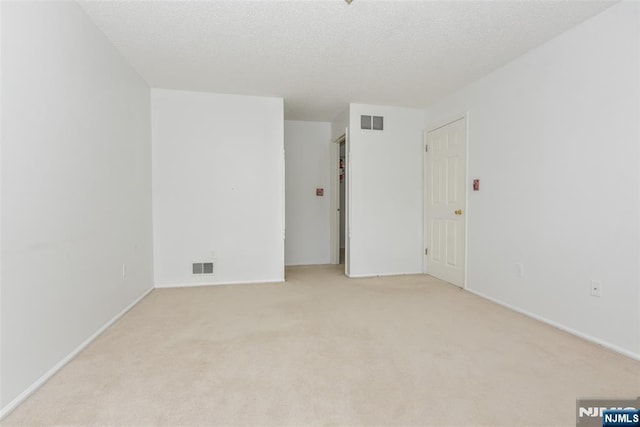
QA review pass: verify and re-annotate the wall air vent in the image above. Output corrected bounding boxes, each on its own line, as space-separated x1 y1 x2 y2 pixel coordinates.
372 116 384 130
192 262 214 275
361 115 372 130
361 115 384 130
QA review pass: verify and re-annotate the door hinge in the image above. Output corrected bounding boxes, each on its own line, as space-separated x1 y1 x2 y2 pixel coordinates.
425 145 428 153
425 248 429 255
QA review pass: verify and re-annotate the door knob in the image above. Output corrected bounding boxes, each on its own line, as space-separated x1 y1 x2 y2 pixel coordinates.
454 209 463 215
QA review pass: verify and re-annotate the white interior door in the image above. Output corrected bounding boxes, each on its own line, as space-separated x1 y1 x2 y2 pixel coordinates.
425 117 466 287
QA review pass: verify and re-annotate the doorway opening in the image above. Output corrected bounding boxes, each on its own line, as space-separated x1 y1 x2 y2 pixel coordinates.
330 130 349 274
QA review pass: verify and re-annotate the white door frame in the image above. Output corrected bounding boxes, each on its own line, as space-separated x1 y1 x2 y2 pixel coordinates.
423 114 469 288
344 128 351 277
330 131 347 266
330 135 341 265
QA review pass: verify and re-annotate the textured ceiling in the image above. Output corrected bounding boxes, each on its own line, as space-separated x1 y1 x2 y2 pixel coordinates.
78 0 615 121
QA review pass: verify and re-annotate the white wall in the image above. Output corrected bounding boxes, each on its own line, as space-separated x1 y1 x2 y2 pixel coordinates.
348 104 425 277
424 1 640 358
331 107 349 142
152 89 284 287
1 1 153 413
284 121 331 266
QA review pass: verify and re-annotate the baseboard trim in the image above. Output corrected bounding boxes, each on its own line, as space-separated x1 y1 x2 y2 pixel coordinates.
346 271 423 279
285 262 333 267
154 278 285 288
0 287 154 420
465 287 640 362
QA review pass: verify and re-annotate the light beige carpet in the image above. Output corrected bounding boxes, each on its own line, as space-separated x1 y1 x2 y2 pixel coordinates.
4 265 639 426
